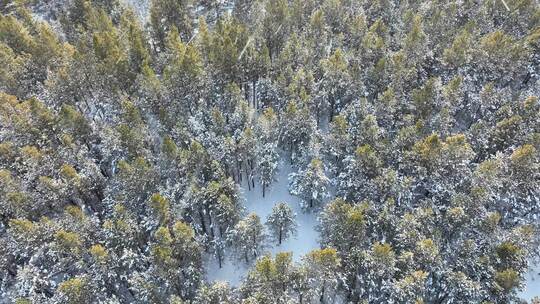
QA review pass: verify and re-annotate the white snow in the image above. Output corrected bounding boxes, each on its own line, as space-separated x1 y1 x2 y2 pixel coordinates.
203 253 248 287
520 264 540 300
243 156 320 260
122 0 150 23
205 154 321 286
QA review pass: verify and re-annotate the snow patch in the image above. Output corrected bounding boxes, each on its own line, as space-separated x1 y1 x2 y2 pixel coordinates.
205 155 321 286
520 265 540 300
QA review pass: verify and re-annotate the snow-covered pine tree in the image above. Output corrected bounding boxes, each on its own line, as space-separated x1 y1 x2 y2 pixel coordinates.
265 202 297 245
256 141 279 197
289 158 330 210
227 213 266 263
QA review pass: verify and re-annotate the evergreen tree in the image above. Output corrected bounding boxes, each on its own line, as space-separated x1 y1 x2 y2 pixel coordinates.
150 0 194 48
241 252 297 302
289 158 330 210
302 248 341 303
1 0 540 302
228 213 266 263
319 48 351 121
265 202 297 245
194 282 235 304
256 142 279 197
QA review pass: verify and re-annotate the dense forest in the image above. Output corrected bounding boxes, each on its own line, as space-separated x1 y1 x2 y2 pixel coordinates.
1 0 540 303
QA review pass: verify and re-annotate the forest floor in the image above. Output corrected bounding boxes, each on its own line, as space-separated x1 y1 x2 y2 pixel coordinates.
521 264 540 300
204 153 321 286
202 152 540 298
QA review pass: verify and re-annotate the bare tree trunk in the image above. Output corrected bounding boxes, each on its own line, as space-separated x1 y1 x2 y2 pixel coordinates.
237 161 242 183
250 160 255 189
320 284 325 303
252 80 257 109
329 97 335 122
198 209 207 235
207 209 215 239
245 164 251 191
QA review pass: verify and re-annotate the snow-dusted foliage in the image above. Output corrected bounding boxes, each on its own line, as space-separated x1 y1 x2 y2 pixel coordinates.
1 0 540 302
289 158 330 210
265 202 297 245
256 142 279 197
227 213 266 263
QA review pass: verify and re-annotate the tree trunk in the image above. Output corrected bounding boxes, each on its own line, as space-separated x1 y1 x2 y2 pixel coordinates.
329 97 335 122
198 209 207 235
252 80 257 109
253 234 258 257
207 209 215 239
245 164 251 191
237 161 242 183
249 159 255 188
263 183 266 197
217 249 223 268
224 164 231 180
290 145 294 164
310 198 313 208
279 228 282 245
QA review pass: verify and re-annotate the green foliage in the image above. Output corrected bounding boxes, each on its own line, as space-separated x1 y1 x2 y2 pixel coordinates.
150 0 193 46
55 230 83 254
58 277 92 304
494 269 520 292
1 0 539 302
89 244 108 264
305 247 340 270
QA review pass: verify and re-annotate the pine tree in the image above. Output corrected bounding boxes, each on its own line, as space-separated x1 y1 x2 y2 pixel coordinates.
256 141 279 197
56 276 93 304
261 0 289 61
238 126 257 190
302 248 341 303
150 0 194 48
318 198 366 252
241 252 296 302
149 221 202 299
319 48 351 121
266 202 297 245
289 158 330 210
227 213 266 263
279 100 316 162
194 282 235 304
162 26 205 117
1 0 540 302
325 114 349 171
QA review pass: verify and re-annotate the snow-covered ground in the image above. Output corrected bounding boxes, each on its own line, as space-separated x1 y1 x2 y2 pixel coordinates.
203 153 540 297
123 0 150 22
205 155 321 286
520 265 540 301
203 253 247 287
